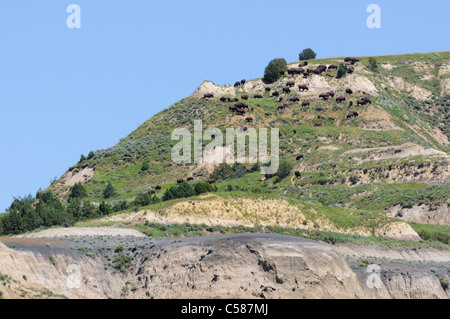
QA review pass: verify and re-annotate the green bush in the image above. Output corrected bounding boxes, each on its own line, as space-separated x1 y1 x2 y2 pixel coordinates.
103 182 117 199
336 63 348 79
163 182 196 201
69 183 87 201
299 48 317 61
275 160 293 180
194 181 215 195
263 58 287 84
368 57 378 72
133 192 161 207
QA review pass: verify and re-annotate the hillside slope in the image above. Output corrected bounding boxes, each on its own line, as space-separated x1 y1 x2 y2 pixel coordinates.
48 51 449 238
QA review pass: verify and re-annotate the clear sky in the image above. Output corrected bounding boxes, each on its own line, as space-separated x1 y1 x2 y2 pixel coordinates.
0 0 449 212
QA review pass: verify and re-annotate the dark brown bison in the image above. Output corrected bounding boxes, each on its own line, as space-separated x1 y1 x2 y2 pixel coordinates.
235 109 246 115
287 80 296 87
319 93 330 100
150 190 156 194
293 129 297 134
230 98 239 102
347 67 355 74
295 171 301 178
242 126 248 131
347 111 359 118
288 68 304 75
296 154 304 160
187 177 194 181
241 79 246 85
265 112 270 117
302 101 310 107
317 115 326 120
155 185 161 190
207 179 216 184
271 91 279 97
220 97 229 102
314 122 323 127
346 88 353 95
290 97 300 102
283 87 291 93
229 105 237 112
328 64 338 70
234 81 241 87
357 97 371 106
298 61 308 67
245 117 253 122
326 91 335 97
336 96 346 103
254 94 263 99
203 93 214 99
328 117 336 121
349 101 353 107
298 84 309 91
265 87 271 92
177 178 184 184
234 102 247 109
241 95 249 100
277 105 286 110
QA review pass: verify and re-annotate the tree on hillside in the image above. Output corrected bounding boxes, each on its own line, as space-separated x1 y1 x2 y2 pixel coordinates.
263 58 287 84
368 57 378 72
336 63 348 79
103 181 117 199
69 182 87 201
299 48 317 61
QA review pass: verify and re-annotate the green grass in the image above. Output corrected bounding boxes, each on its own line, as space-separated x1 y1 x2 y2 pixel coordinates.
410 223 450 245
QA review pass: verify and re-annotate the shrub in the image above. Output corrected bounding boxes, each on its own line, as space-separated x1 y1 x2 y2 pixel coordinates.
69 183 87 201
163 182 196 201
194 181 215 195
299 48 317 61
275 160 293 180
209 163 234 180
336 63 348 79
263 58 287 84
368 57 378 72
141 162 150 172
87 151 95 160
134 192 161 207
103 182 117 199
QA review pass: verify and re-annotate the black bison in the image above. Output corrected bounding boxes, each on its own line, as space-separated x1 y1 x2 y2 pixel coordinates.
241 79 246 85
290 97 300 102
336 96 346 103
151 190 156 194
254 94 263 99
326 91 335 97
347 67 355 74
317 115 326 120
234 81 241 87
298 61 308 67
245 117 253 122
155 185 161 190
298 84 308 91
295 171 301 178
296 154 304 160
283 87 291 93
203 93 214 99
319 93 330 100
241 95 249 100
328 64 338 70
346 88 353 95
349 101 353 107
242 126 248 131
293 129 297 134
357 97 371 106
177 178 184 184
288 68 304 75
207 179 216 184
277 105 286 110
302 101 310 107
187 177 194 181
286 80 296 87
234 102 247 109
220 97 229 102
347 111 359 118
235 109 246 115
314 122 323 127
271 91 279 97
265 87 271 92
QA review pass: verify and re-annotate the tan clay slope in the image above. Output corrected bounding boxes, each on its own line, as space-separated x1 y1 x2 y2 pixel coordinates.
101 195 421 241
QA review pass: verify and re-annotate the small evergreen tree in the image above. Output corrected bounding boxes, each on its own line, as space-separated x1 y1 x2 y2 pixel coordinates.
103 182 116 199
263 58 287 84
69 183 87 201
336 63 348 79
87 151 95 160
368 57 378 72
299 48 317 61
141 162 150 172
194 181 215 195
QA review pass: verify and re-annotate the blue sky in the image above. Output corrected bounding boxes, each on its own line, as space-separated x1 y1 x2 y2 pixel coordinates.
0 0 449 212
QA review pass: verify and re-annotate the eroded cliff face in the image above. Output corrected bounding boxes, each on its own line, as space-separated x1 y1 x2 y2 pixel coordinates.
0 233 449 299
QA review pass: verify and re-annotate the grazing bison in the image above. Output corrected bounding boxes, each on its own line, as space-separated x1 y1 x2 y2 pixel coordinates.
328 64 338 70
254 94 263 99
326 91 335 97
150 190 156 195
298 84 309 91
220 97 229 102
295 171 301 178
298 61 308 67
265 112 270 117
155 185 161 190
203 93 214 99
328 117 336 121
319 93 330 100
296 154 304 160
302 101 310 107
242 126 248 131
336 96 346 103
235 109 246 115
187 177 194 181
347 111 359 118
346 88 353 95
234 102 247 109
265 87 271 92
234 81 241 87
349 101 353 107
283 87 291 93
293 129 297 134
277 105 286 110
288 68 304 75
357 97 371 106
287 80 296 87
177 178 184 184
207 179 216 184
278 95 284 102
229 105 237 112
271 91 279 97
245 117 253 122
317 115 326 120
290 97 300 102
241 95 249 100
314 122 323 127
241 79 246 85
347 67 355 74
